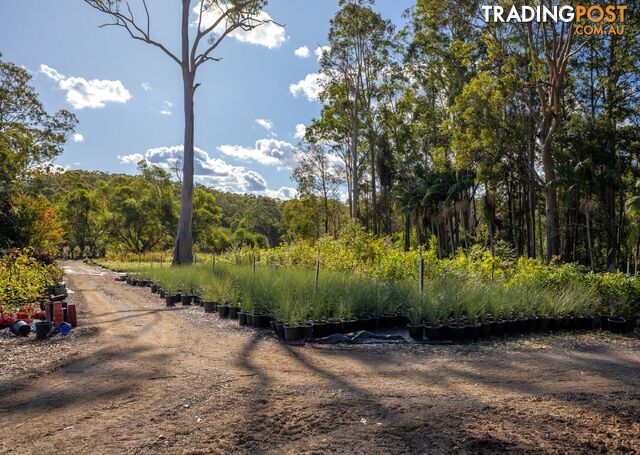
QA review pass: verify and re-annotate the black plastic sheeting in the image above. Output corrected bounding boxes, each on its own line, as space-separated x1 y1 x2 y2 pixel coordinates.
313 330 407 344
312 330 456 345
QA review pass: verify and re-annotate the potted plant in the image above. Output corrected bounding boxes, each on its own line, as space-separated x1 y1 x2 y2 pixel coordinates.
441 279 465 342
407 292 425 341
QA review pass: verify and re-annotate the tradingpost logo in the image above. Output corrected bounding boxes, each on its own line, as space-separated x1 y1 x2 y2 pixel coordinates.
481 3 627 35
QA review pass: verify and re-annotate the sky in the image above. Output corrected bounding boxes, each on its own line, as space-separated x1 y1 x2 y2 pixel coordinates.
0 0 413 199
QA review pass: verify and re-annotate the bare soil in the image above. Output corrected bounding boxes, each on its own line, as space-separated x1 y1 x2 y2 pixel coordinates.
1 261 639 454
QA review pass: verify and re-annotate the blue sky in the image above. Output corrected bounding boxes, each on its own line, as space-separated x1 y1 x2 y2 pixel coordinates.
0 0 413 199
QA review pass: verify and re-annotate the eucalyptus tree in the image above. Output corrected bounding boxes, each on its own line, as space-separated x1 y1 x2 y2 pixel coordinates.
518 10 589 260
319 0 394 224
84 0 277 264
292 141 343 236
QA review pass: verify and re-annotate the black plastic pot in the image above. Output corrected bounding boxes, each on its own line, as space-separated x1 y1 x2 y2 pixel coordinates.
165 295 177 307
549 317 562 331
269 319 277 333
491 320 506 336
408 323 424 341
151 284 159 294
448 324 466 343
181 294 193 306
381 314 396 329
608 317 630 334
284 324 302 343
125 278 132 285
515 318 529 334
424 324 445 341
328 319 344 334
312 321 328 338
159 289 166 299
256 313 272 328
396 314 410 327
479 321 492 338
537 317 550 332
466 323 481 341
576 316 593 330
504 319 518 335
275 321 285 339
228 306 240 319
203 301 216 313
218 305 230 318
356 316 372 331
562 316 576 331
238 312 248 326
342 318 357 334
246 313 255 326
300 323 314 340
35 321 52 340
193 297 203 307
10 320 31 337
598 315 609 331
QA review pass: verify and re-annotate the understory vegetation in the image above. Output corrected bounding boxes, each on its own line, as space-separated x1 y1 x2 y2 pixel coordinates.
0 249 63 316
106 229 640 326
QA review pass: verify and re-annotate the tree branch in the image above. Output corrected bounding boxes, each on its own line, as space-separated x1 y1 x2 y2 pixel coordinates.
83 0 182 66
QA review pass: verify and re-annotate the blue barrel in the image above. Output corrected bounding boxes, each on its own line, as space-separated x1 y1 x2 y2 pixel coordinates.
60 322 72 336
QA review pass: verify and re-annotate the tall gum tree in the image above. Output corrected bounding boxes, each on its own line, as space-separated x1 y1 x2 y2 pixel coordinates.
522 4 588 260
84 0 277 263
319 0 393 224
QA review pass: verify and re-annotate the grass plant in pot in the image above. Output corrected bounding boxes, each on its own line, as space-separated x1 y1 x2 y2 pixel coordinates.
422 283 446 341
407 288 425 341
463 282 487 341
439 279 465 343
281 293 305 343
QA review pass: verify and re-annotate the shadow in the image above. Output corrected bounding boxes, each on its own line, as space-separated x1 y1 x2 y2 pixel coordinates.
0 343 170 416
209 329 640 454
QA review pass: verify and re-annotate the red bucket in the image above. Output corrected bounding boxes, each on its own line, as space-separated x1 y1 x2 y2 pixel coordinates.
67 304 78 328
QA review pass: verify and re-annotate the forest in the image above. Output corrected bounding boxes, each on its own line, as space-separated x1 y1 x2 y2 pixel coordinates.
1 0 639 275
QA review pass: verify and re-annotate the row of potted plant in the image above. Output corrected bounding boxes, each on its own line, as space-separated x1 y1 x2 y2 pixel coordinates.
109 262 638 343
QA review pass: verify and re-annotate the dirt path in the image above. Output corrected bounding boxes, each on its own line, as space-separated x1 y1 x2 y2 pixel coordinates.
1 261 639 454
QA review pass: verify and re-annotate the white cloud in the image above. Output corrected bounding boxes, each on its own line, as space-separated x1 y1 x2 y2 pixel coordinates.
118 153 145 165
315 45 330 62
255 118 274 130
193 3 285 49
217 138 297 169
265 187 297 200
294 46 310 58
289 73 326 102
160 101 173 116
141 81 152 91
72 133 84 143
34 162 70 174
40 65 64 81
294 124 306 140
40 64 131 109
118 145 286 194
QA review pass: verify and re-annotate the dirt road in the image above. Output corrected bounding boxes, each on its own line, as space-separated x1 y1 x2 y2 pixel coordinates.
1 261 639 454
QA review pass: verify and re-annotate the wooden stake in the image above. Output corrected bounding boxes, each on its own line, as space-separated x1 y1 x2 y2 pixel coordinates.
419 254 424 297
314 256 320 292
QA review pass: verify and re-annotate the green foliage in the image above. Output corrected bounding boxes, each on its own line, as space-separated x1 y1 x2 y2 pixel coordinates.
0 249 62 310
0 54 77 251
